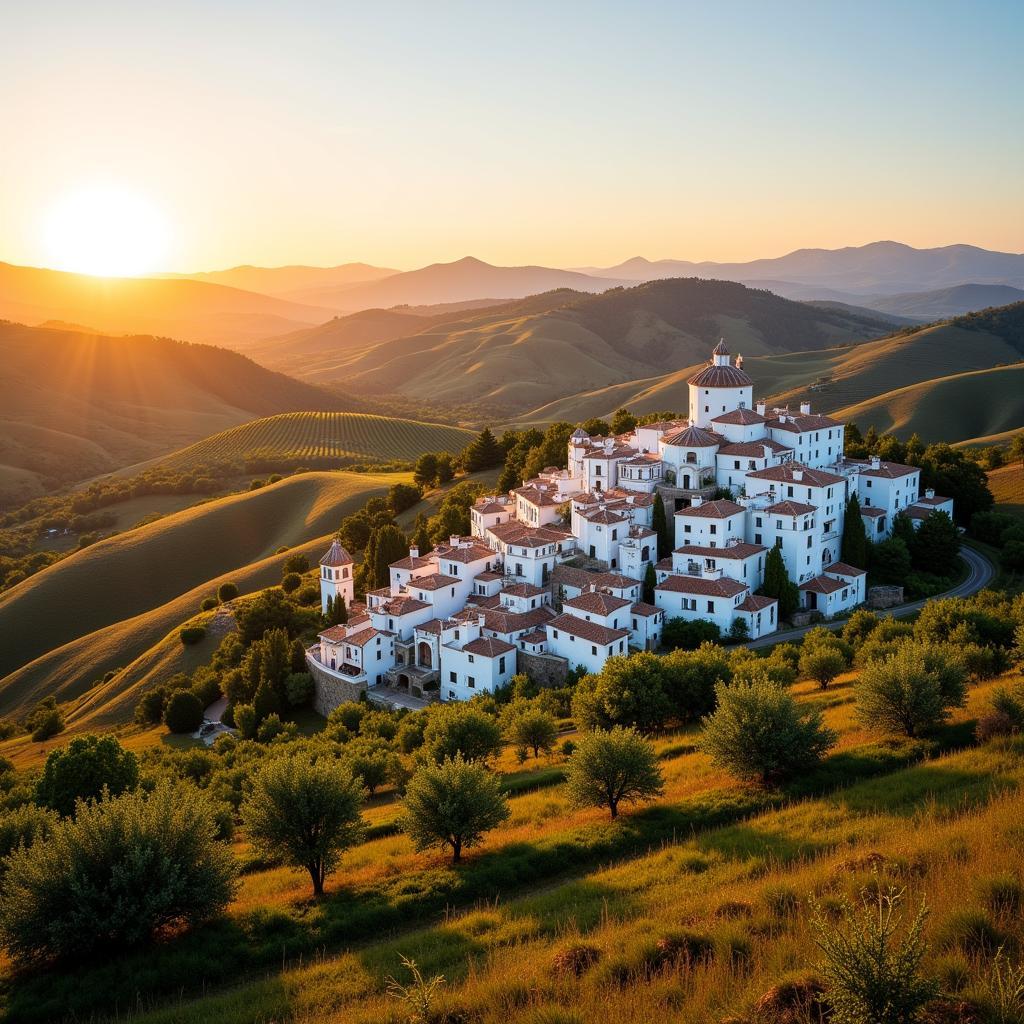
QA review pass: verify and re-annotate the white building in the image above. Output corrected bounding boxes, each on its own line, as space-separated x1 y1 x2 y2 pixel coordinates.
308 338 952 708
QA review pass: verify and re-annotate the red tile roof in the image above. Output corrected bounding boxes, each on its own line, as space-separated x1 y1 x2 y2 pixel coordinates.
580 507 628 525
389 554 435 570
318 625 350 642
563 591 631 615
717 439 791 457
688 363 754 387
767 412 841 433
462 636 516 657
656 575 748 597
481 605 557 635
765 500 817 516
344 627 394 647
376 596 431 615
827 562 867 578
847 459 919 479
859 506 886 518
799 575 848 595
674 542 765 559
546 613 629 645
662 424 724 448
631 602 661 617
412 573 460 591
910 494 950 506
675 499 745 519
736 594 776 612
502 582 547 598
319 539 353 566
747 463 845 487
712 407 767 425
518 629 548 645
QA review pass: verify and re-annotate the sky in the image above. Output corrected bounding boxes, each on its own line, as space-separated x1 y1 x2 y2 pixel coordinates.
2 0 1023 274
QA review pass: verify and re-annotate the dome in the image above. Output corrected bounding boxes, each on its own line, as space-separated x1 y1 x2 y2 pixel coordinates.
319 539 353 566
661 424 723 448
687 363 754 388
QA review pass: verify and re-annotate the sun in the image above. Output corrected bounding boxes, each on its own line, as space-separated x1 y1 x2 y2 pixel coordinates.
42 185 170 277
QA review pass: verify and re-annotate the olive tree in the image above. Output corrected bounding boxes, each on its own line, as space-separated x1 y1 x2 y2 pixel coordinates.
565 726 664 820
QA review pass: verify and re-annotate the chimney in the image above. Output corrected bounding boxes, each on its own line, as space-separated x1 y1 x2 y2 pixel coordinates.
792 469 803 482
735 354 744 368
691 496 703 507
870 456 881 470
590 583 597 593
409 546 419 559
449 535 460 547
799 402 811 415
756 402 766 417
925 488 935 499
477 613 485 628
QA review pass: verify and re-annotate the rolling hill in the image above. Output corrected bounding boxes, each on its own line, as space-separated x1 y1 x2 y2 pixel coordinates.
157 411 476 470
578 241 1024 295
0 321 355 503
513 301 1024 437
269 278 894 417
987 463 1024 518
160 262 399 302
0 471 401 711
866 282 1024 320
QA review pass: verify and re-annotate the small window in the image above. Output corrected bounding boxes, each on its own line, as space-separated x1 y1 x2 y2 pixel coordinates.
591 645 597 655
468 677 476 688
449 671 457 683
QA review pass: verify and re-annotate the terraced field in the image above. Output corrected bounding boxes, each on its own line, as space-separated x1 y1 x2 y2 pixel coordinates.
160 412 474 468
988 462 1024 518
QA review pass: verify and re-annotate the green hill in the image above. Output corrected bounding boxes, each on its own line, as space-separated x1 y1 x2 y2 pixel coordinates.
158 412 475 470
0 321 356 503
0 471 398 701
260 279 893 419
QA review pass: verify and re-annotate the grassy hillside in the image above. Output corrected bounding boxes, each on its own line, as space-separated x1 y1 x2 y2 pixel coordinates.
869 282 1024 319
835 363 1024 441
158 412 475 470
988 462 1024 518
0 471 399 698
3 666 1020 1023
0 321 355 502
511 303 1024 435
276 279 893 418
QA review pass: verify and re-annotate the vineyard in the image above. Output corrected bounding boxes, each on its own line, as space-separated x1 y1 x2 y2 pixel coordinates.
160 412 475 469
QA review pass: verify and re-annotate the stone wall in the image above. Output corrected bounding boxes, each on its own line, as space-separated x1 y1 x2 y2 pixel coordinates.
307 654 366 716
518 651 569 688
868 585 904 610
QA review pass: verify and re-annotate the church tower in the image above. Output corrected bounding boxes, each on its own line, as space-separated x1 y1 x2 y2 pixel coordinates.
318 538 354 614
687 338 754 428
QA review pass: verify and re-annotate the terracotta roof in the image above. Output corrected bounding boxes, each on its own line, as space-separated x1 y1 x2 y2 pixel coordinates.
347 612 371 629
462 636 516 657
736 594 776 612
546 613 629 645
582 445 635 461
344 626 393 647
411 573 460 591
319 539 353 566
675 499 745 519
467 593 502 608
905 506 932 521
550 566 641 592
437 542 494 563
717 439 790 457
662 424 724 448
377 596 431 615
674 542 765 559
655 556 674 571
688 363 754 388
318 625 350 642
518 629 548 645
502 582 547 598
563 591 631 615
474 570 503 582
764 500 817 516
481 605 557 635
712 407 767 426
473 497 513 514
911 494 950 506
827 562 867 578
389 554 435 570
580 508 628 525
415 617 462 635
487 522 570 548
514 485 560 507
846 459 919 479
656 575 747 597
859 506 886 517
799 575 848 595
631 602 661 617
746 462 845 487
767 412 842 433
713 338 730 355
628 525 656 538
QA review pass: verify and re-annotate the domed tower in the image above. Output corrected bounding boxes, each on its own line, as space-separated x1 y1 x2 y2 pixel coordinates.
687 339 754 428
319 538 354 614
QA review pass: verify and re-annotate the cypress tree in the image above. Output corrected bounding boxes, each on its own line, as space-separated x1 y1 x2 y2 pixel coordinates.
841 493 868 568
413 515 433 556
461 428 503 472
759 546 799 620
370 524 408 591
652 493 672 559
642 561 657 604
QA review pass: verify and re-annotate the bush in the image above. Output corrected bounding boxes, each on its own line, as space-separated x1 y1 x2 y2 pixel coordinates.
282 553 309 575
24 697 64 742
565 727 663 819
799 646 849 690
401 754 509 863
700 679 837 786
179 625 206 646
662 617 720 650
242 755 365 896
36 735 139 817
0 804 58 862
281 572 302 594
421 705 503 765
200 596 219 611
0 786 238 963
296 584 320 606
811 886 937 1024
217 581 239 602
164 691 204 734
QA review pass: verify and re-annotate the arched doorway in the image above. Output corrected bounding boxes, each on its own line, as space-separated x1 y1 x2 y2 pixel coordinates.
417 641 432 668
681 472 691 489
398 673 411 689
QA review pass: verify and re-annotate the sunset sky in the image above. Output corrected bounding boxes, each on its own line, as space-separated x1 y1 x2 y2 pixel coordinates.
3 0 1023 275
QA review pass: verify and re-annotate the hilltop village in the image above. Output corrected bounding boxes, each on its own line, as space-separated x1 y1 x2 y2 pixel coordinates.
308 340 954 712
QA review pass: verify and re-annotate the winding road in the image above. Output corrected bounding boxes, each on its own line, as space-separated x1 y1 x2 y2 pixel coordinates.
744 544 997 650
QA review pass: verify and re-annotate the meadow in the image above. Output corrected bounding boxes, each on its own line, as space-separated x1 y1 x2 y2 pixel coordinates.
2 662 1020 1024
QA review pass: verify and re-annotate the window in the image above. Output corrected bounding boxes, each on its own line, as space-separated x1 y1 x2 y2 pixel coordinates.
632 617 638 629
449 671 457 683
499 656 506 672
468 677 476 688
591 645 597 655
553 630 559 638
376 650 382 660
754 532 762 544
468 654 475 663
709 524 717 535
707 600 714 612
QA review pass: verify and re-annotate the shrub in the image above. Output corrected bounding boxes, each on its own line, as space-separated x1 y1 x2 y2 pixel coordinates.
164 690 204 733
285 670 314 707
565 726 663 819
977 874 1023 920
401 754 509 863
36 735 139 817
296 584 320 605
507 707 558 758
936 909 1008 957
282 553 309 575
0 805 58 863
700 679 837 786
281 572 302 594
199 596 218 611
811 885 937 1024
24 697 64 742
217 581 239 602
799 646 848 690
242 755 365 897
551 943 602 977
421 705 503 765
855 643 967 737
0 786 238 963
662 617 721 650
179 625 206 646
234 703 257 740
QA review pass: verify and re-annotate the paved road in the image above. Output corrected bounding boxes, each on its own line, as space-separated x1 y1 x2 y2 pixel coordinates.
744 544 996 650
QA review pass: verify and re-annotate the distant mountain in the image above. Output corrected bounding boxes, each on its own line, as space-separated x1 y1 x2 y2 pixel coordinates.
324 256 625 311
0 261 331 346
802 300 916 327
161 262 399 303
866 283 1024 320
578 242 1024 296
270 278 894 418
0 321 353 503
